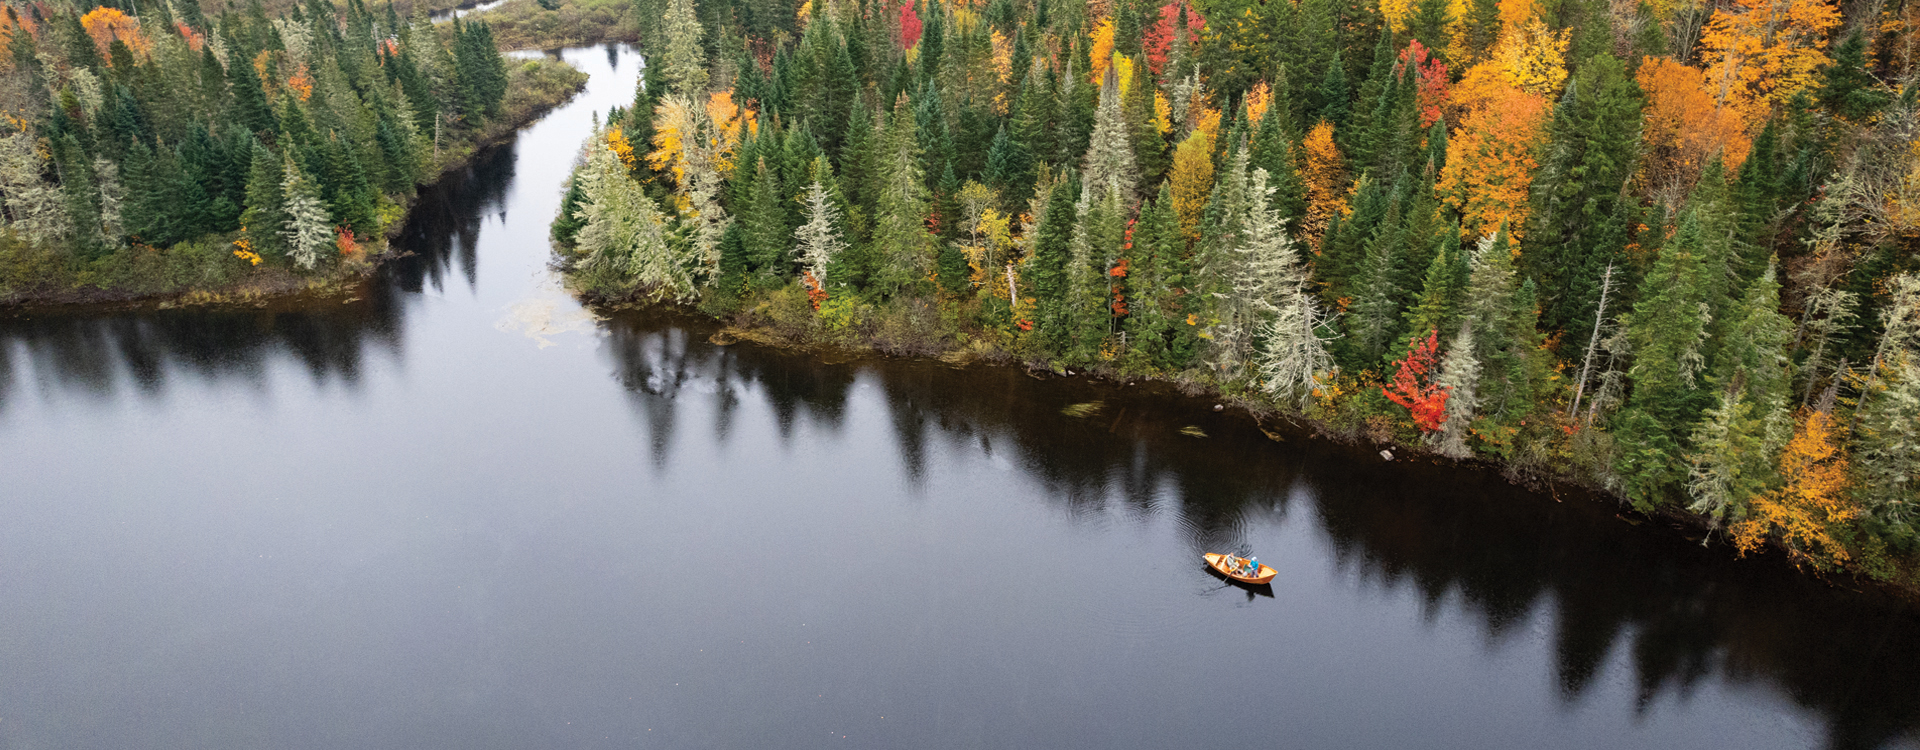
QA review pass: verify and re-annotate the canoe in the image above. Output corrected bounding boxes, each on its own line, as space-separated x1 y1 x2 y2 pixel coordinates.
1204 553 1277 584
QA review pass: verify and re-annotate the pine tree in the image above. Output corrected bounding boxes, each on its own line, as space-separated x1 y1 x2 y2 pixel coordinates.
1851 274 1920 541
1081 67 1138 204
661 0 708 95
280 155 334 270
795 176 847 287
1613 211 1718 509
870 94 933 298
1525 54 1644 348
240 140 288 259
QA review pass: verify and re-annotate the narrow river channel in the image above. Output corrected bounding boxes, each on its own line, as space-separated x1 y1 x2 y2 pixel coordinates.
2 45 1917 750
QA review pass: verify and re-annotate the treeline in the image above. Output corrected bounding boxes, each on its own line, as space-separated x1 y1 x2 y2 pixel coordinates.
0 0 520 296
552 0 1920 580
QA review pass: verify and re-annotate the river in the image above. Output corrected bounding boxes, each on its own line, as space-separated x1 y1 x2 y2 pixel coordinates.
1 45 1916 750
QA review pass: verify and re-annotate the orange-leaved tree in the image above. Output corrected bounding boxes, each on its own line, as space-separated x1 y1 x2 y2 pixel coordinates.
1730 410 1857 569
1383 330 1450 432
1699 0 1840 120
80 6 150 61
1636 56 1752 197
1438 81 1547 240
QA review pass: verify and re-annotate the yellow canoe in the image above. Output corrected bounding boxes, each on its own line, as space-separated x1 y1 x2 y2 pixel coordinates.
1204 553 1276 584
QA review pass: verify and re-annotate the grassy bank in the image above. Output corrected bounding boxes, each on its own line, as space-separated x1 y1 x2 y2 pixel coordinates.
471 0 639 51
0 58 587 312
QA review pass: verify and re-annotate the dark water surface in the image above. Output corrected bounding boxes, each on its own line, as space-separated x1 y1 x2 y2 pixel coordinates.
3 46 1918 750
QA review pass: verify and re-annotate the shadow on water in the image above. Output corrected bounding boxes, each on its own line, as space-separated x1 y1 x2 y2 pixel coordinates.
598 308 1920 750
0 295 404 406
0 140 518 411
388 140 518 295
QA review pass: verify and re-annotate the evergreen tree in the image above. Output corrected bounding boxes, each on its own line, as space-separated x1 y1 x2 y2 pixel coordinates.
1817 30 1890 123
1686 263 1795 523
1852 274 1920 542
241 141 289 259
1081 68 1138 203
1243 169 1337 402
1525 54 1644 349
1432 319 1481 458
870 95 934 298
742 157 792 281
1613 211 1718 509
1124 183 1181 367
280 156 334 270
661 0 709 95
796 175 848 287
1031 176 1080 352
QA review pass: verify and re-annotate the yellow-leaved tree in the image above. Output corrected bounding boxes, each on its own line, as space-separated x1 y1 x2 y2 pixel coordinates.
1169 129 1214 242
1731 410 1858 569
1699 0 1841 120
1301 121 1346 249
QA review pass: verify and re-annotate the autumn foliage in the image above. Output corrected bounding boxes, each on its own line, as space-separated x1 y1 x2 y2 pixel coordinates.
1439 83 1547 240
1301 121 1345 248
1383 330 1449 432
897 1 922 49
1398 40 1450 128
1699 0 1841 120
1637 57 1751 193
80 6 150 61
1731 410 1857 569
1143 1 1204 74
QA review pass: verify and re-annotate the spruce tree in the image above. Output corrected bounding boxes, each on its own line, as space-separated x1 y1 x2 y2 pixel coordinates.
1525 54 1644 349
1031 176 1080 353
1124 183 1181 368
1685 263 1795 523
1081 67 1138 204
1852 274 1920 541
661 0 709 95
870 95 934 298
1612 211 1717 510
280 156 334 270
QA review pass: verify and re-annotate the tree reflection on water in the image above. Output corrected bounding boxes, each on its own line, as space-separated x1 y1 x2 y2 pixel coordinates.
600 309 1920 750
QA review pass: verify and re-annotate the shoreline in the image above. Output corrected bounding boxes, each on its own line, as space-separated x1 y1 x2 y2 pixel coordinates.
0 58 589 317
591 296 1920 606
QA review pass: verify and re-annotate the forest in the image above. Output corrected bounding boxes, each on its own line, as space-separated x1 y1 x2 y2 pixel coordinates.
549 0 1918 583
0 0 583 301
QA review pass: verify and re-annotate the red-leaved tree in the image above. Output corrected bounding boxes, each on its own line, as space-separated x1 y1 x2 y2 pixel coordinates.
1398 40 1450 128
897 2 922 50
1382 330 1449 432
1143 1 1205 74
